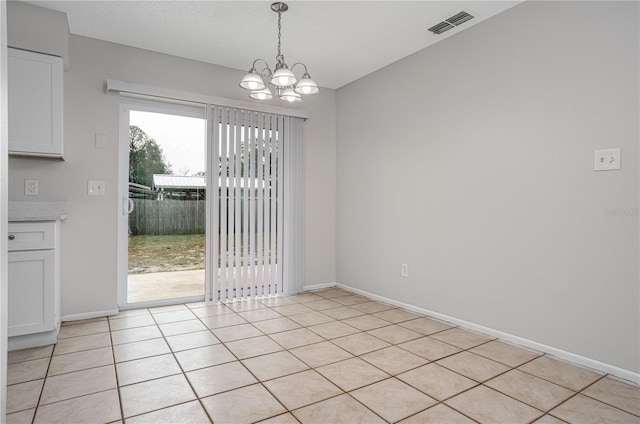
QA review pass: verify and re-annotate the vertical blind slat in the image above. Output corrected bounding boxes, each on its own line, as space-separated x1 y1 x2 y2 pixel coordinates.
242 112 251 297
227 109 236 299
271 116 281 293
211 107 220 301
264 115 273 292
219 108 228 301
248 115 256 297
256 113 265 296
277 116 286 293
271 117 276 293
234 110 242 297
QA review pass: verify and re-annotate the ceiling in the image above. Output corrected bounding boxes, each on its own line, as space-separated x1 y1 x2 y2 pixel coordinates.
28 1 522 89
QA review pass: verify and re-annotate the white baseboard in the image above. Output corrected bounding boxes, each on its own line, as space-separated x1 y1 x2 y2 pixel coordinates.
62 309 119 322
302 282 337 292
9 328 60 351
336 283 640 386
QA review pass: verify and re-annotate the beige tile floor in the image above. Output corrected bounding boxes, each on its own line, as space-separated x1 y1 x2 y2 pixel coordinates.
6 288 640 424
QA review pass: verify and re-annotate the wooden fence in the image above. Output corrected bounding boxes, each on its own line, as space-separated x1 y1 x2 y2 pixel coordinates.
129 199 205 235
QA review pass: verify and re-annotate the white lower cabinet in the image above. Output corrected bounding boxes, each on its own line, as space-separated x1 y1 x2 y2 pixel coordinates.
8 250 55 336
8 221 61 349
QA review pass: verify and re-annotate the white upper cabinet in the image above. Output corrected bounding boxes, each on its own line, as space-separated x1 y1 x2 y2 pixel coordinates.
8 48 64 159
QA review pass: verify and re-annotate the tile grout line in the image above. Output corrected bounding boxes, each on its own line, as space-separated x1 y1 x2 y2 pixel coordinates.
108 311 128 424
28 344 55 424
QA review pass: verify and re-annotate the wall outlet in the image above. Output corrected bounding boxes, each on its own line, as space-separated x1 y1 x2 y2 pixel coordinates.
401 263 409 278
594 148 621 171
88 180 106 196
25 179 38 196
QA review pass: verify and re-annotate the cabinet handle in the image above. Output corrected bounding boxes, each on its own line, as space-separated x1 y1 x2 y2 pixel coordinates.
8 235 15 240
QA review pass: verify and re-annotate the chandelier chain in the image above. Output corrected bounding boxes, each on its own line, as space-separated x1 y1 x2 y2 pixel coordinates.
277 9 282 59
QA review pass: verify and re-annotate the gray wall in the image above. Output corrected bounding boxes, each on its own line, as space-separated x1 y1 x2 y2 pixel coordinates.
7 7 337 316
336 1 639 373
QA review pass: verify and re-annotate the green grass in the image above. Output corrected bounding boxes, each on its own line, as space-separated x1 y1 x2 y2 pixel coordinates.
128 234 205 274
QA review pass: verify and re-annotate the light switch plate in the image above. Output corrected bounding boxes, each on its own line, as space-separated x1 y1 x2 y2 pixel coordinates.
88 180 106 195
25 179 38 196
594 148 621 171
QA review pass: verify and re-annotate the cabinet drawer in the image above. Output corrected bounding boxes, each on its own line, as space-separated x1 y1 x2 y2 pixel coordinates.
8 222 56 251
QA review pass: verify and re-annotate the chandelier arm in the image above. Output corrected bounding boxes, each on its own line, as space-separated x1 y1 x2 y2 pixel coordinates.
251 58 271 72
290 62 309 75
260 67 274 81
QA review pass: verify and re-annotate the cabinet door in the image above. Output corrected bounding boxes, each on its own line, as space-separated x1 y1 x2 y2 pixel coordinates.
8 48 64 158
8 250 55 336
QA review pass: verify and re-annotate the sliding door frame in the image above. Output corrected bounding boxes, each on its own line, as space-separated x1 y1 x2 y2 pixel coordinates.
113 82 306 310
117 98 209 310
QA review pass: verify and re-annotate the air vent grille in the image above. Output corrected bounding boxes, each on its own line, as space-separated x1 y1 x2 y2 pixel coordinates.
428 11 475 35
447 11 474 26
427 21 455 35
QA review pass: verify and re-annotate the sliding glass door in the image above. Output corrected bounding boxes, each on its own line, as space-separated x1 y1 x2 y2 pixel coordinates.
118 100 207 308
118 98 303 308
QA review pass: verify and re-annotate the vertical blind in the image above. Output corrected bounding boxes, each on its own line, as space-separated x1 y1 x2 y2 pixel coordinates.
211 106 285 301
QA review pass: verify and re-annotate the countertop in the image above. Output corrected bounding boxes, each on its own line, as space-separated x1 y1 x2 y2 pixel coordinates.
8 201 68 222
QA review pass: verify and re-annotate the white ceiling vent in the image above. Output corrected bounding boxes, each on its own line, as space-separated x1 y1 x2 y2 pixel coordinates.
428 11 475 35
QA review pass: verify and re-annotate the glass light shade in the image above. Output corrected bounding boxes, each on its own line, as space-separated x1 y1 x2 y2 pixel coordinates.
294 77 319 95
271 68 297 87
249 87 273 100
280 87 302 102
240 71 266 91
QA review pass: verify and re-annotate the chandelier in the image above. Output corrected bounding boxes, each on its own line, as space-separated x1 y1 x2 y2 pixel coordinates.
239 2 319 102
